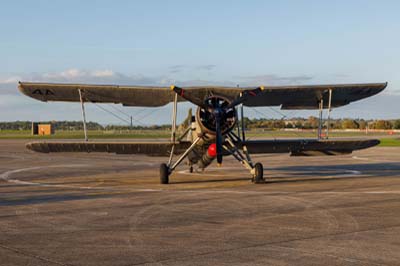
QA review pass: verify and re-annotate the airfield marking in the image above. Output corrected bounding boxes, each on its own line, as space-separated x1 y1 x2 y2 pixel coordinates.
2 164 400 195
0 165 161 192
352 155 398 162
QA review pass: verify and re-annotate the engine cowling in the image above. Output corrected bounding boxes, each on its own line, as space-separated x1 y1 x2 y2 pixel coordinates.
196 95 237 136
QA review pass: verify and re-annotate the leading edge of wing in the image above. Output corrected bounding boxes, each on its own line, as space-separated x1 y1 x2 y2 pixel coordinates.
18 82 179 107
26 141 191 156
241 138 380 155
242 82 387 109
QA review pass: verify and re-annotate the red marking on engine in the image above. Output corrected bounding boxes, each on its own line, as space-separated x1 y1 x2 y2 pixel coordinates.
207 143 217 157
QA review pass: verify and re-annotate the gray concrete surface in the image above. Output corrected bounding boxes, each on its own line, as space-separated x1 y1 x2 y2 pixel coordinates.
1 139 400 266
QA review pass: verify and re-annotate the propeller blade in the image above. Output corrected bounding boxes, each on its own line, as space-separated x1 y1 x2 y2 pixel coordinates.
227 86 265 109
170 85 206 107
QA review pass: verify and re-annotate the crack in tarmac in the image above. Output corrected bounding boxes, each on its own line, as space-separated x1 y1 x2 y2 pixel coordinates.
0 244 73 266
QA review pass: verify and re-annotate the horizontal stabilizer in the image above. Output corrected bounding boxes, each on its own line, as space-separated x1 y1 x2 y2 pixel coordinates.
26 141 191 156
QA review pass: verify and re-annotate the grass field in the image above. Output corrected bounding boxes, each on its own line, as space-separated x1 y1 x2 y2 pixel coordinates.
0 129 399 146
377 138 400 147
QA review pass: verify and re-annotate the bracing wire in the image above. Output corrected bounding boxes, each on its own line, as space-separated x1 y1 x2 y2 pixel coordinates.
92 103 131 124
109 105 131 118
248 106 305 139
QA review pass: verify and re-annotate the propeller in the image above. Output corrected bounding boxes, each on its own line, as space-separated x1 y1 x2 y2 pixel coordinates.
210 86 264 164
213 100 224 164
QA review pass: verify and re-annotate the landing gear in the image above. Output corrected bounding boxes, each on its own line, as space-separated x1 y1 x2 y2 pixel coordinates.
223 137 265 184
160 163 169 184
253 162 264 183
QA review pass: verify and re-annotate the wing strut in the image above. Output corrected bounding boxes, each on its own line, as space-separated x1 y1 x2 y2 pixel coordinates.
318 98 324 140
240 104 246 141
78 89 88 142
168 93 178 166
326 89 333 139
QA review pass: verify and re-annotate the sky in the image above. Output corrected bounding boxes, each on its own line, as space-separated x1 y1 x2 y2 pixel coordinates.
1 0 400 125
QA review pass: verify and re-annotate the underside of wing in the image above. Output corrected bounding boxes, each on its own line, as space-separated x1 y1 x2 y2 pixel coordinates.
240 139 380 156
241 83 387 109
26 141 191 156
19 82 386 109
18 82 181 107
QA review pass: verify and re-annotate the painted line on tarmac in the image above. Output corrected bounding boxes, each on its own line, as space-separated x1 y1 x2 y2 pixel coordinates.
352 156 398 162
3 165 397 195
0 165 162 192
0 165 101 189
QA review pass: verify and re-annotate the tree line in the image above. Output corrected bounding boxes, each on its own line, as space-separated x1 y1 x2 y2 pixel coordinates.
243 117 400 130
1 118 399 131
0 121 170 131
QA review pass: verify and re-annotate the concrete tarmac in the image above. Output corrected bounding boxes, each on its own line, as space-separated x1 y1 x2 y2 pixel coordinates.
1 139 400 266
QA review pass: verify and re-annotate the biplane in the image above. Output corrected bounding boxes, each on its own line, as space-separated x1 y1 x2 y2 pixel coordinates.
18 81 387 184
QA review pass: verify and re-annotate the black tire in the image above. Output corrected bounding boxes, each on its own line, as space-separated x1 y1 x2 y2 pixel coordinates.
160 163 169 184
189 166 193 173
253 162 264 183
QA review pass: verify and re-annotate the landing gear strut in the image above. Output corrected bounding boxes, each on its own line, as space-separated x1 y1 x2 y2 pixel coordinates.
223 136 265 184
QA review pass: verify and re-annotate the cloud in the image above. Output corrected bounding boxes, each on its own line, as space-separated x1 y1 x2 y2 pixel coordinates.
169 65 186 73
196 64 217 71
0 76 22 84
168 64 217 73
40 69 118 81
238 74 314 85
0 69 175 96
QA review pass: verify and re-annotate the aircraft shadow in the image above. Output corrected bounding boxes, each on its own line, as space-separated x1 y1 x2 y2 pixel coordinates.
173 162 400 185
171 177 250 184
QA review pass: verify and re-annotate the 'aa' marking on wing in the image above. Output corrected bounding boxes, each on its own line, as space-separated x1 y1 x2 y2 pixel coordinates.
32 89 55 95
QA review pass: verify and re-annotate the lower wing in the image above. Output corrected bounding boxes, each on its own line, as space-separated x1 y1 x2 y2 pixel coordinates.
26 141 191 156
26 139 379 156
240 139 379 156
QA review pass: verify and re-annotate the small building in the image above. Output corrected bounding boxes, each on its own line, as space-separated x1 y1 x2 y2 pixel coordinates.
32 122 54 135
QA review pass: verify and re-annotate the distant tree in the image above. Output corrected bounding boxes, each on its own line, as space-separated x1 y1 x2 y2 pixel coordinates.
342 119 358 129
294 121 303 129
393 120 400 129
285 122 294 128
307 116 319 129
273 120 285 129
372 120 392 130
358 119 367 130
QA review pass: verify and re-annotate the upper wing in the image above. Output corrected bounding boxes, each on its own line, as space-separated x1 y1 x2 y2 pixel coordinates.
241 83 387 109
18 82 386 109
18 82 180 107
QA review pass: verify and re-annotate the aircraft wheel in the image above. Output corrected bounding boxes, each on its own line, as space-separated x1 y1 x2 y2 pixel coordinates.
160 163 169 184
189 166 193 173
253 162 264 184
